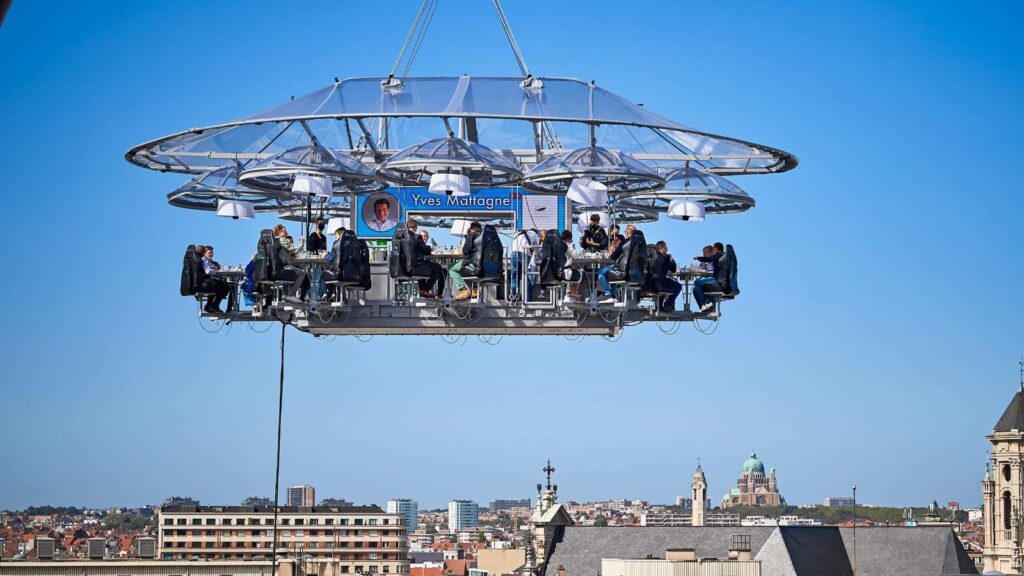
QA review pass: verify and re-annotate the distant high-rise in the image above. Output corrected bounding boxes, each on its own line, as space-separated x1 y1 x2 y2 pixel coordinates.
489 499 531 511
287 485 315 507
242 496 273 507
824 496 855 507
387 498 419 531
448 500 479 532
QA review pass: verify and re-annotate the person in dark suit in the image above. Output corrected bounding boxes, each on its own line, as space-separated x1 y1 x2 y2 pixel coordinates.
405 219 444 298
652 240 681 312
194 245 232 314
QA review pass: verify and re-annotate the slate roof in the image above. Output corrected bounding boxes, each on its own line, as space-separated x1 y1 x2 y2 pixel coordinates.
544 526 977 576
994 389 1024 432
837 527 977 576
543 526 776 576
755 527 852 576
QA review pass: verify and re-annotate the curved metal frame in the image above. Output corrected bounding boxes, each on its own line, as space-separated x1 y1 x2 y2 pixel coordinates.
521 146 666 195
375 136 523 187
125 77 799 176
239 145 389 195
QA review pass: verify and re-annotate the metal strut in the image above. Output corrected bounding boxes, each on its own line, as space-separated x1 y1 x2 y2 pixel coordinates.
271 324 286 572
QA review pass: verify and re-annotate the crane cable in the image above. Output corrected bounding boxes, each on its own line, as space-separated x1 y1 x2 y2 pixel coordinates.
271 323 286 572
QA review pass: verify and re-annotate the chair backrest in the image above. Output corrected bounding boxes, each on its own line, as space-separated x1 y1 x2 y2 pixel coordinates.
181 244 198 296
480 224 504 280
389 224 410 278
253 229 276 282
725 244 739 295
616 231 648 285
539 229 567 285
340 230 362 282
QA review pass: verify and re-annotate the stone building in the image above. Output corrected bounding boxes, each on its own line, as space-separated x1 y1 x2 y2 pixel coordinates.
983 380 1024 574
721 453 783 508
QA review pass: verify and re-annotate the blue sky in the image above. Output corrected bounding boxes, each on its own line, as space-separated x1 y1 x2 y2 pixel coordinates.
0 0 1021 512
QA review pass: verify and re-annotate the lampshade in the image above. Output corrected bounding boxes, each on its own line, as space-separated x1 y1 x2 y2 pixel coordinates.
326 217 347 235
216 199 255 220
450 219 472 236
292 174 333 199
429 173 471 197
567 178 608 207
667 199 705 222
577 211 609 233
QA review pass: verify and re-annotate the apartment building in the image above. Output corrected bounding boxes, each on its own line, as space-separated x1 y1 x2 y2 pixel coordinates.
158 505 408 574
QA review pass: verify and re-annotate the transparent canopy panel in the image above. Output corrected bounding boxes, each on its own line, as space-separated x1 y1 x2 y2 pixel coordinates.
167 166 304 212
126 77 797 176
617 166 756 215
239 144 387 195
522 146 665 195
376 136 522 187
277 195 352 223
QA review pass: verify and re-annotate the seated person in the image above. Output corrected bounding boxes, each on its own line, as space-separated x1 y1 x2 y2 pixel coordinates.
320 227 346 293
599 226 635 302
561 230 583 302
692 242 725 312
598 233 626 302
197 245 234 314
651 241 681 313
580 214 609 253
405 219 444 298
273 225 309 303
449 221 482 300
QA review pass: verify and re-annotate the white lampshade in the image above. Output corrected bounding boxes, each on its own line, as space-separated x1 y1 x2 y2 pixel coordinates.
566 178 609 207
326 217 346 235
667 199 706 222
450 219 472 237
291 173 333 199
429 173 471 196
577 211 609 233
216 199 255 220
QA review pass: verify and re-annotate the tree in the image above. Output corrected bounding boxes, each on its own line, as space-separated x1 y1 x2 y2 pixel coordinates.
594 514 608 527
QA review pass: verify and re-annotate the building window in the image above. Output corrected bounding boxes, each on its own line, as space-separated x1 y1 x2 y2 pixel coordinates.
192 519 202 525
296 519 305 526
355 519 364 526
369 519 378 526
310 519 319 525
1004 465 1012 482
326 519 334 525
341 567 350 573
164 518 173 525
206 519 216 525
1004 491 1013 530
340 519 349 526
177 519 186 526
296 530 304 537
283 519 292 526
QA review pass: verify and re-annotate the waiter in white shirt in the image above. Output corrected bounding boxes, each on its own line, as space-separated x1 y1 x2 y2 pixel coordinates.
367 197 398 232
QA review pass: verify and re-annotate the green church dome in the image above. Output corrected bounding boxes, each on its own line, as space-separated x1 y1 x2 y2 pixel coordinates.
742 452 765 474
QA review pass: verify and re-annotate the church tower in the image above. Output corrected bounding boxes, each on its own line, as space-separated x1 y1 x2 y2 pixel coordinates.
983 364 1024 574
691 462 707 527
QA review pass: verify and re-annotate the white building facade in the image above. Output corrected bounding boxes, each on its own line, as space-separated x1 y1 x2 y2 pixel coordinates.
448 500 479 532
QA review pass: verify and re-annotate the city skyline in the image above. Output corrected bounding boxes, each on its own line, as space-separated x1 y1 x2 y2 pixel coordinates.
1 0 1022 512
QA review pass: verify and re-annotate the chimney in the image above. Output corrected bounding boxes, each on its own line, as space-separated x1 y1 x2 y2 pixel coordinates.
729 549 753 561
665 548 696 561
556 564 565 576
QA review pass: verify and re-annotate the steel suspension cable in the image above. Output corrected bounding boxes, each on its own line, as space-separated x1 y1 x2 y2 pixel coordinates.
492 0 530 77
390 0 431 77
403 0 440 76
271 323 286 573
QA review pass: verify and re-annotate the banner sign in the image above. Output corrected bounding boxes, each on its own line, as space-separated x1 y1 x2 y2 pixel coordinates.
355 187 564 238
